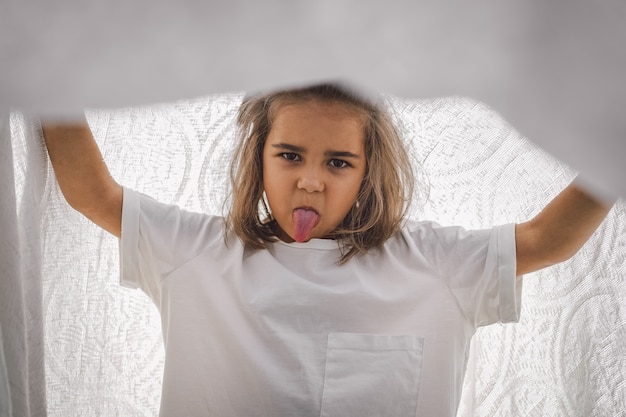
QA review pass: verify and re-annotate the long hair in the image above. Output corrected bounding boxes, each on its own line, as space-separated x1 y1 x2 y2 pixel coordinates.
227 83 414 263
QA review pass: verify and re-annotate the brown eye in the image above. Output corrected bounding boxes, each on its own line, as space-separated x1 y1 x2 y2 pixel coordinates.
329 159 349 169
280 152 300 162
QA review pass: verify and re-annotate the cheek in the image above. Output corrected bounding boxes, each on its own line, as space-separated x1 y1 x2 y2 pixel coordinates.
262 168 288 215
263 166 283 193
333 177 364 216
346 172 365 198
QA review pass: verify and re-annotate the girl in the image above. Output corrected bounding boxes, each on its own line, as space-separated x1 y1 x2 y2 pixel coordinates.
42 84 612 417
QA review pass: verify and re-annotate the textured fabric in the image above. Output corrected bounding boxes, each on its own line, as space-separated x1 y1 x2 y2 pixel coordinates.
1 115 48 416
119 187 520 417
4 1 626 198
3 94 625 416
0 113 14 417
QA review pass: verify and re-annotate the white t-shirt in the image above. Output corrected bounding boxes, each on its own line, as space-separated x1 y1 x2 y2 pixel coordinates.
120 187 523 417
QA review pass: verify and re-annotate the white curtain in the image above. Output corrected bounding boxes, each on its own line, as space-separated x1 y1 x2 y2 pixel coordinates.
1 114 47 417
3 1 626 416
4 94 624 416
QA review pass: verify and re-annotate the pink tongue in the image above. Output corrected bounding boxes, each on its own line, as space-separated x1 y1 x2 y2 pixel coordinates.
292 209 320 242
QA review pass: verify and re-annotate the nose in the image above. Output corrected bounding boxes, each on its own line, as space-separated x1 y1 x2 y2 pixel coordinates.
297 169 324 193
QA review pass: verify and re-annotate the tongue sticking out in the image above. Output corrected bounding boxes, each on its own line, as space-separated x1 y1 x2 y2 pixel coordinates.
292 208 320 242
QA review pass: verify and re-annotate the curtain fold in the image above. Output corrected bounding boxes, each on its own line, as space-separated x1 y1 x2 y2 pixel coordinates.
0 113 15 417
1 114 48 416
0 321 10 417
2 94 625 416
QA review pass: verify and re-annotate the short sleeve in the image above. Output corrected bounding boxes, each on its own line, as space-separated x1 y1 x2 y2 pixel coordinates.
119 187 224 303
408 222 523 327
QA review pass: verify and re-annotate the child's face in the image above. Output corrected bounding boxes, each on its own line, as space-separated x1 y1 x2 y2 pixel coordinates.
262 100 367 242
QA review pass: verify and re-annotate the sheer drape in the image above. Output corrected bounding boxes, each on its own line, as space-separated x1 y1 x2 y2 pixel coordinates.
4 94 623 416
4 1 626 415
1 114 48 416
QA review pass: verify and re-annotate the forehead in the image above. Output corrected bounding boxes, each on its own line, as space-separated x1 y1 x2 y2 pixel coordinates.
267 100 367 147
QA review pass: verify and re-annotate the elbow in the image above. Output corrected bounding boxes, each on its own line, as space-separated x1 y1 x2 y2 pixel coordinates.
62 191 88 213
538 247 578 269
515 221 580 275
61 178 122 218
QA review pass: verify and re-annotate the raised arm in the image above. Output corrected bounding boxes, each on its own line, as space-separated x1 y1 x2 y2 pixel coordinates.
42 115 123 237
515 180 614 275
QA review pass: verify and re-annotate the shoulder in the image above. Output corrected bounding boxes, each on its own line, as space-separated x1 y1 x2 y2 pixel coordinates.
399 219 497 244
123 187 228 249
375 220 453 262
393 219 466 247
384 219 498 262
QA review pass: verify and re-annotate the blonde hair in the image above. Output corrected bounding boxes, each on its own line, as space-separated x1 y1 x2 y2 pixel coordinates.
227 83 414 262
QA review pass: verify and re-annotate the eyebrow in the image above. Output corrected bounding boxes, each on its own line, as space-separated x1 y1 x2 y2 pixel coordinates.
271 143 361 159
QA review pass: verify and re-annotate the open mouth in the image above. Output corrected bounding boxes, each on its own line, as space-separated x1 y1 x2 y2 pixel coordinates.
292 207 320 242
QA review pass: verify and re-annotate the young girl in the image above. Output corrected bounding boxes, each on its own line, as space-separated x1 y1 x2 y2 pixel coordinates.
42 83 612 417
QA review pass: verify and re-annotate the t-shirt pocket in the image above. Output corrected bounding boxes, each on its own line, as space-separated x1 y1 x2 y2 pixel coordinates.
319 333 424 417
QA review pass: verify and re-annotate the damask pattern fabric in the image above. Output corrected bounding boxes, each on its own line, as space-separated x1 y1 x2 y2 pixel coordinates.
4 94 626 416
